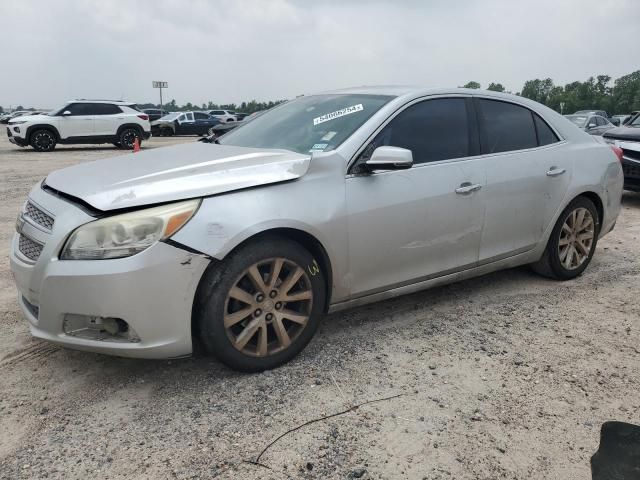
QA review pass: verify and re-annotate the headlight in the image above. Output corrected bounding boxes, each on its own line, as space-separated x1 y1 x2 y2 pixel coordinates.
60 199 200 260
9 120 27 125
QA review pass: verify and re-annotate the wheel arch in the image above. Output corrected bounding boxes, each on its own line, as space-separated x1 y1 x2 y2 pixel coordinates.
25 124 60 142
116 123 145 136
577 191 604 230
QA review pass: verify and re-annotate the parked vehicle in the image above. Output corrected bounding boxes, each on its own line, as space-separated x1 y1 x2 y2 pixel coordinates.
603 113 640 191
624 111 640 125
611 114 631 126
565 114 615 136
6 100 151 151
10 87 623 371
234 112 249 121
207 109 236 123
574 109 609 119
143 108 169 122
151 111 220 136
1 110 33 124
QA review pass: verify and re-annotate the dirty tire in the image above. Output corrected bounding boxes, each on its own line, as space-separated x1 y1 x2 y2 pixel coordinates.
195 235 326 372
29 129 57 152
532 196 600 280
119 128 140 149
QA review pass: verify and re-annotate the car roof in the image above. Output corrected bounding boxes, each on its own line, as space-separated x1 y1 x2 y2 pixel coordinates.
69 99 135 105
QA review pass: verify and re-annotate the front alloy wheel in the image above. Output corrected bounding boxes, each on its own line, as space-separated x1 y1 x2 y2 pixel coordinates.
195 236 325 372
30 129 57 152
224 258 313 357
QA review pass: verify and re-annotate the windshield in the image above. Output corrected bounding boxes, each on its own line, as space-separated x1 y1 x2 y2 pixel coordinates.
566 115 587 127
629 114 640 127
157 112 180 121
218 94 394 154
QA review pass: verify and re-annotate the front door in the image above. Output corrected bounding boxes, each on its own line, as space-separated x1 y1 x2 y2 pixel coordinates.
346 97 486 298
56 103 95 138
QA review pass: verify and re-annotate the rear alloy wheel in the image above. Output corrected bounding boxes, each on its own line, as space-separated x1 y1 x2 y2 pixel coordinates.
196 237 325 371
532 196 599 280
119 128 140 149
30 129 57 152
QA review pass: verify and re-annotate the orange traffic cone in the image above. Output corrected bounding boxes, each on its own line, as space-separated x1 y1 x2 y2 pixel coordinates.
133 137 141 153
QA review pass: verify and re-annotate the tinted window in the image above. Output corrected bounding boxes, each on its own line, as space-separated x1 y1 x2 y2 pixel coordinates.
210 110 224 115
65 103 94 116
93 103 122 115
533 114 559 146
194 112 209 120
362 98 470 165
478 99 537 153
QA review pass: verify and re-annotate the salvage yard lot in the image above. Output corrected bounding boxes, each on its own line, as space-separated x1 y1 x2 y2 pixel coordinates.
0 134 638 479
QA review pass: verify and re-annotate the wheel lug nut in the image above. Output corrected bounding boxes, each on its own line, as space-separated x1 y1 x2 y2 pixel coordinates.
275 302 282 310
266 313 273 321
269 290 278 298
256 294 264 302
254 309 262 317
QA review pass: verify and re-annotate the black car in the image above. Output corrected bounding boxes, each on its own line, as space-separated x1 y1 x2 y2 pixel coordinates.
603 114 640 192
151 111 220 136
143 108 169 122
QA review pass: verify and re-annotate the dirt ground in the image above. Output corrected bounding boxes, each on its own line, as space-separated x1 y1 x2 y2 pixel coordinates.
0 132 638 480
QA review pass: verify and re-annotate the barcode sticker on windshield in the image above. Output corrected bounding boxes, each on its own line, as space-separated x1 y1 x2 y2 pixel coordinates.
313 104 363 126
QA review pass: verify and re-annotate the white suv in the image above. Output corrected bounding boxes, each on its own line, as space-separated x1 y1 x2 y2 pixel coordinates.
6 100 151 152
207 109 237 123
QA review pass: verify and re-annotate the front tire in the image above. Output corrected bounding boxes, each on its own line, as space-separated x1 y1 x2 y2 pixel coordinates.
29 129 57 152
195 236 326 372
532 196 600 280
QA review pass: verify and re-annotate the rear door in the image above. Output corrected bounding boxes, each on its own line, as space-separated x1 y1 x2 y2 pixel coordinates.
93 103 123 136
193 112 212 134
474 97 568 262
56 103 96 138
346 96 486 298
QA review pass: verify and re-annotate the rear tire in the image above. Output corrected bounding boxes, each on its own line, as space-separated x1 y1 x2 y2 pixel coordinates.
118 128 140 149
29 129 57 152
195 236 326 372
532 196 600 280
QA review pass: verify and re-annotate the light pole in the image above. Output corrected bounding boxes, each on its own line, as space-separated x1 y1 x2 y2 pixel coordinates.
152 81 168 112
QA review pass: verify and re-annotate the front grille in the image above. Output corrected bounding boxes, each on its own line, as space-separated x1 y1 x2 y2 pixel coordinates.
18 234 44 261
24 201 54 230
6 127 12 138
622 148 640 162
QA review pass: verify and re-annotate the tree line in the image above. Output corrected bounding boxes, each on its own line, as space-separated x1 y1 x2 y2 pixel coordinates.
3 70 639 115
463 69 640 114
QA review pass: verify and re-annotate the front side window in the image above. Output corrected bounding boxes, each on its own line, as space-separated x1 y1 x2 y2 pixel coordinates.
64 103 94 116
478 99 537 153
219 94 393 154
185 112 194 122
359 98 471 165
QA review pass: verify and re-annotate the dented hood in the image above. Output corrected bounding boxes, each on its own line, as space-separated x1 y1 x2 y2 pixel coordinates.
45 142 311 211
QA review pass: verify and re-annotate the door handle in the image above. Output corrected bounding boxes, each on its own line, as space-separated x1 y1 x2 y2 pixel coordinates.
546 167 566 177
455 182 482 194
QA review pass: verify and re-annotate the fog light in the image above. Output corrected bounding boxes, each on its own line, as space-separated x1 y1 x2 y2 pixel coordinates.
13 126 20 133
63 314 140 342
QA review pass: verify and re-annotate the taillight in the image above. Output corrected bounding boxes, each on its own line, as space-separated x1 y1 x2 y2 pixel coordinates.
137 114 149 120
610 146 623 162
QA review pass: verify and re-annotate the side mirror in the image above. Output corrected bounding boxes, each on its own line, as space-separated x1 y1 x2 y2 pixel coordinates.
364 146 413 172
62 110 71 116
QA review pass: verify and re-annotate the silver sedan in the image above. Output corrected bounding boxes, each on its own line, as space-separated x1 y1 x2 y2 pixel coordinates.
10 87 623 371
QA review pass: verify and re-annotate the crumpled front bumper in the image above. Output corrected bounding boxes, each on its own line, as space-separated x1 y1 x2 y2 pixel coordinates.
9 184 211 359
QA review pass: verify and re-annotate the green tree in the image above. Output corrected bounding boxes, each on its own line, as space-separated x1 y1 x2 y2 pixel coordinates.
610 70 640 113
462 81 481 89
520 78 554 104
487 83 505 92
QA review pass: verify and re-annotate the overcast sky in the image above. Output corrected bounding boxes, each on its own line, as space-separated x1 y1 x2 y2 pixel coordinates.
1 0 638 109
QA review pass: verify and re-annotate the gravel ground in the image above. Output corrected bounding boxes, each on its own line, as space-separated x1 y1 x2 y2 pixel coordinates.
0 133 638 480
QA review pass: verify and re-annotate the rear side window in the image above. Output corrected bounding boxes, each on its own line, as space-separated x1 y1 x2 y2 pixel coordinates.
478 99 537 154
364 98 470 165
93 104 122 115
533 114 559 146
194 112 209 120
